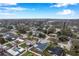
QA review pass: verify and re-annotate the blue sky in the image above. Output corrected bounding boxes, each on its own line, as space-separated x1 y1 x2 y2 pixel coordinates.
0 3 79 19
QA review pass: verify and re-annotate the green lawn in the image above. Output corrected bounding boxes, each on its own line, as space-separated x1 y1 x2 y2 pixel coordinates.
6 43 12 47
22 51 34 56
20 43 27 48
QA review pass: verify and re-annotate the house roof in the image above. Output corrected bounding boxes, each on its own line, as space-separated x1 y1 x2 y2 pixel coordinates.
7 47 24 56
34 43 48 52
38 39 49 43
3 33 18 40
49 47 64 56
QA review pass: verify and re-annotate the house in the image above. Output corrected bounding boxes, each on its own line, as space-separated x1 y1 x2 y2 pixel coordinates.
33 39 49 52
16 37 24 42
26 40 33 46
20 34 27 38
55 28 61 33
7 46 24 56
3 33 18 41
48 34 57 38
48 47 65 56
0 27 10 33
32 31 40 37
33 43 48 52
37 38 50 43
0 44 8 56
58 37 72 51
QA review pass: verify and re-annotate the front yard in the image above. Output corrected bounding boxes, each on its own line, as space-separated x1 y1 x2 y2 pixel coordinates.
6 43 12 47
19 43 27 48
22 51 35 56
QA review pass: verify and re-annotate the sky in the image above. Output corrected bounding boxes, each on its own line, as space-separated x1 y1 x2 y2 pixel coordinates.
0 3 79 19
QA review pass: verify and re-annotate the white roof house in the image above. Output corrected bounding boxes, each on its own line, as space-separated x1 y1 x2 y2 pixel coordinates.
7 49 19 56
7 47 24 56
16 37 24 42
26 40 36 45
38 39 49 43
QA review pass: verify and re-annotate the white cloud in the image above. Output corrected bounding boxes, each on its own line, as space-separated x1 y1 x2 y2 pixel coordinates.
0 0 17 5
5 7 26 11
0 6 35 12
0 6 35 17
0 12 15 16
57 9 75 15
3 3 17 5
50 3 77 7
0 0 79 3
0 3 17 7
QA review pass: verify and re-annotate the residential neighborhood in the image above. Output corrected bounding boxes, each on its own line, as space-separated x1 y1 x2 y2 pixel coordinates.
0 19 79 56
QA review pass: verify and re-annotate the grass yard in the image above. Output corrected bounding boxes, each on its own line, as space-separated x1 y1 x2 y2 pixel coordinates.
22 51 34 56
6 43 12 47
20 43 27 48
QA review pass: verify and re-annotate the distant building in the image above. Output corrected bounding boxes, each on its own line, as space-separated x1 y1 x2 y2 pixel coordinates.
0 28 10 33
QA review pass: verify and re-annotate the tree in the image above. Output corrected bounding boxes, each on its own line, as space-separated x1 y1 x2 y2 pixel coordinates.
0 44 5 56
47 26 56 34
69 39 79 55
16 24 30 34
0 38 6 44
58 35 69 42
28 31 32 36
57 22 75 38
57 27 75 38
38 33 46 38
7 25 13 29
0 34 6 44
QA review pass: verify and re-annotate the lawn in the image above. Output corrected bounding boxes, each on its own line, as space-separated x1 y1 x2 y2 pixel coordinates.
20 43 27 48
22 51 34 56
6 43 12 47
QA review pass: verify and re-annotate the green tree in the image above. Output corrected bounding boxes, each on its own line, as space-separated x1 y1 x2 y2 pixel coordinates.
7 25 13 29
16 25 30 34
47 26 56 34
69 39 79 56
38 33 46 38
58 35 69 42
0 38 6 44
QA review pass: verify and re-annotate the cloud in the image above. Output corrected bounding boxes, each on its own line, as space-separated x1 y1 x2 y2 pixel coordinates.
50 3 77 7
57 9 75 15
0 6 35 13
6 7 35 11
0 0 17 5
5 7 26 11
0 12 15 16
0 3 17 6
0 4 36 17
